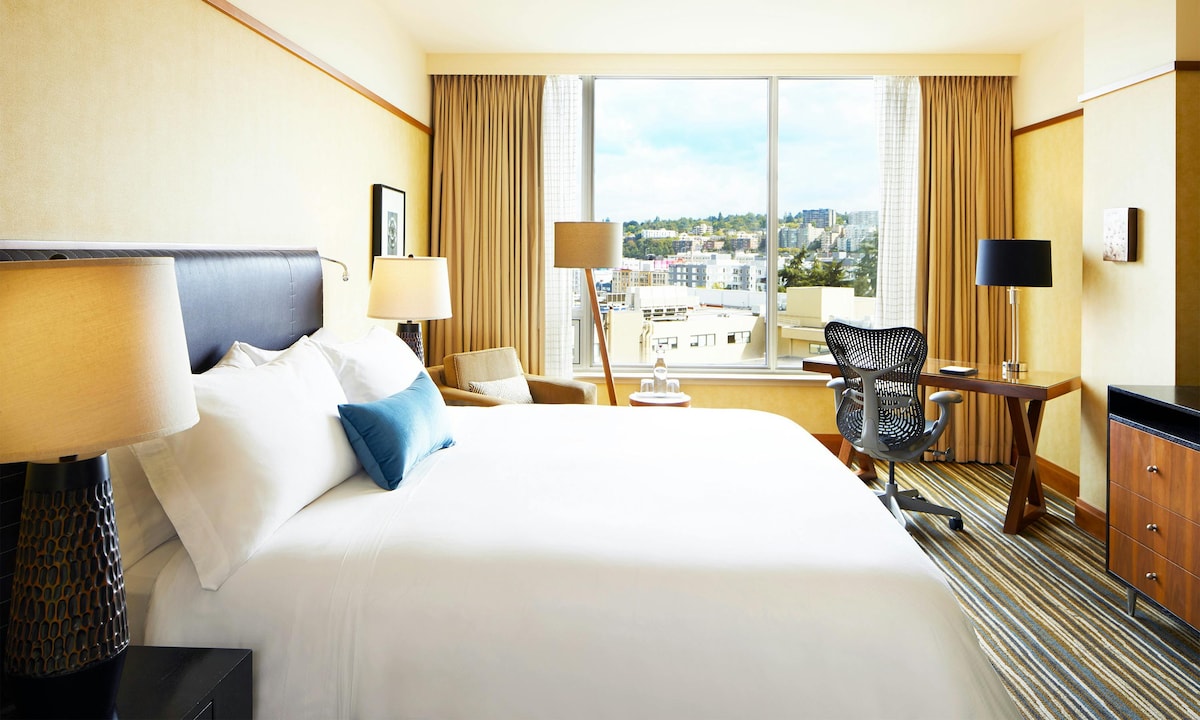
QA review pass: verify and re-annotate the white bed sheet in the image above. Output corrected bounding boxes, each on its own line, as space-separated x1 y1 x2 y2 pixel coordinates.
146 405 1017 719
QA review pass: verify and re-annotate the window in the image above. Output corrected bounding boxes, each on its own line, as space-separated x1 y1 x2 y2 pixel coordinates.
579 77 880 374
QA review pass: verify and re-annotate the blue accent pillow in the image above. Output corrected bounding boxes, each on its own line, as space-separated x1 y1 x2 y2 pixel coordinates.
338 372 455 490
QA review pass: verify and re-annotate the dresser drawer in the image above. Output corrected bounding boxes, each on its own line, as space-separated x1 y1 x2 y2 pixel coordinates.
1109 529 1170 605
1109 421 1198 520
1109 484 1200 570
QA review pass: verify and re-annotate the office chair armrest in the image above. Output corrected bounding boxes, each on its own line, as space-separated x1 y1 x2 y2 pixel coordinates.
826 377 847 412
929 390 963 406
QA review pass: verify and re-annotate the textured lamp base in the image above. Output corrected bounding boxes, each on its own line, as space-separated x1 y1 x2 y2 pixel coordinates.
397 321 424 364
4 454 129 720
8 649 126 720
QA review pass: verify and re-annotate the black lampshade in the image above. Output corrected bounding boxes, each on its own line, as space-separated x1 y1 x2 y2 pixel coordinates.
975 239 1053 287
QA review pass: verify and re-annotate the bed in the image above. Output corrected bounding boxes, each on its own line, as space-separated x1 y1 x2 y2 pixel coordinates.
0 242 1019 719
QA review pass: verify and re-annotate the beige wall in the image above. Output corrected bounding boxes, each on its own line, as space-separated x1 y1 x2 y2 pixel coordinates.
0 0 430 339
1083 0 1179 90
1080 74 1180 508
1012 21 1084 129
1013 117 1084 476
1177 71 1200 385
231 0 430 126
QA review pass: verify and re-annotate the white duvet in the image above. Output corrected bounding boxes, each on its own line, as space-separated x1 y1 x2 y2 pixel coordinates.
146 405 1018 719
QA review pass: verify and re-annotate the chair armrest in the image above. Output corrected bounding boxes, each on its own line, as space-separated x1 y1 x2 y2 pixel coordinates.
929 390 963 406
427 365 512 407
526 374 598 405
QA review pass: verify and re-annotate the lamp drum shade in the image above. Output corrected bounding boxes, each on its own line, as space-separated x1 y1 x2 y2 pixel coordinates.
975 239 1053 288
368 256 453 321
554 222 622 269
0 257 199 463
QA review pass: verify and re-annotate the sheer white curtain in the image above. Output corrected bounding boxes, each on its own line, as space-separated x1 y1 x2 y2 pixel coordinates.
874 76 920 329
541 75 583 378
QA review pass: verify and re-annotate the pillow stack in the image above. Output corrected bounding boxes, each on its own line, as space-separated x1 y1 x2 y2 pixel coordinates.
130 326 454 591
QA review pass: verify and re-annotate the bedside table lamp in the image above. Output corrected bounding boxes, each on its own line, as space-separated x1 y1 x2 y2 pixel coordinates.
554 222 622 406
368 255 453 364
0 257 199 719
975 239 1053 376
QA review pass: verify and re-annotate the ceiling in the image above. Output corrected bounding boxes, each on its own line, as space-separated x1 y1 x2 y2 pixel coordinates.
381 0 1083 56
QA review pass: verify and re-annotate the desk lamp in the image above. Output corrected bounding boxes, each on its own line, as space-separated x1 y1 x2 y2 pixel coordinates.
368 255 453 364
975 239 1053 376
0 256 199 718
554 222 622 406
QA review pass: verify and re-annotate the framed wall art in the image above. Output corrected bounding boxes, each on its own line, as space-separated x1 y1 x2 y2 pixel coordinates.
372 184 406 259
1102 207 1137 262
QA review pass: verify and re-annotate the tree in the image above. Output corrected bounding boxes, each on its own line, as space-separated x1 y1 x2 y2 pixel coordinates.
853 237 878 297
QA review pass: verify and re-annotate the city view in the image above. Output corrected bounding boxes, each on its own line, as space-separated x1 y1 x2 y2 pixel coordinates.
583 77 881 370
586 209 879 369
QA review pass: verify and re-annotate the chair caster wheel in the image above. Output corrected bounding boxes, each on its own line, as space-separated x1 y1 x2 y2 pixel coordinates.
948 517 964 531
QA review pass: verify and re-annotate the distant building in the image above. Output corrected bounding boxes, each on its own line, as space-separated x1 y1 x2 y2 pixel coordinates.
801 208 836 228
641 228 678 239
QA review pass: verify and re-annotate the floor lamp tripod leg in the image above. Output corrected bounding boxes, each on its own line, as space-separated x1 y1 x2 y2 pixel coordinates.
586 268 618 406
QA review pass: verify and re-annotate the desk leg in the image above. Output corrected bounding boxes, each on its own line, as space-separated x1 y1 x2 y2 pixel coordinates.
837 439 877 482
1002 396 1048 533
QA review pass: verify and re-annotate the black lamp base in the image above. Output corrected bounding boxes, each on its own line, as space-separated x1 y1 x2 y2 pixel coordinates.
7 648 126 720
4 454 129 720
397 322 425 365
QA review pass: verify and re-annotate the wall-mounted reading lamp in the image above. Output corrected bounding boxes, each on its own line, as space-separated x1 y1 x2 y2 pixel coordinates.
320 256 350 281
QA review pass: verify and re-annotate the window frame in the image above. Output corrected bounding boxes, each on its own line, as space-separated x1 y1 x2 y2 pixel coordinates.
576 75 877 377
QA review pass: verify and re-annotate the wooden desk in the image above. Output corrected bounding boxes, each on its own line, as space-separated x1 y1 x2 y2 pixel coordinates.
802 354 1081 534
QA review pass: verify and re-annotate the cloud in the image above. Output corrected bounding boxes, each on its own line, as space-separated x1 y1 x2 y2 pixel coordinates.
595 77 879 221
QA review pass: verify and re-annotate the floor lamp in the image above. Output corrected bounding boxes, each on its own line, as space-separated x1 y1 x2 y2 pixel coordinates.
368 255 453 365
0 257 199 719
975 239 1053 377
554 221 622 406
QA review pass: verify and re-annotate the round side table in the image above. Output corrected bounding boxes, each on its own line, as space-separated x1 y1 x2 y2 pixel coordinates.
628 391 691 408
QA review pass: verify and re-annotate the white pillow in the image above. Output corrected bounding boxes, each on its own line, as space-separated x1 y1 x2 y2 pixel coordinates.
132 337 359 590
109 445 176 567
311 325 425 404
214 343 257 369
228 340 286 366
468 375 534 404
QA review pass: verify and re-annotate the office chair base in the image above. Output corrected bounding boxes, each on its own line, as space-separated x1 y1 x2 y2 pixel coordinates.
877 480 964 531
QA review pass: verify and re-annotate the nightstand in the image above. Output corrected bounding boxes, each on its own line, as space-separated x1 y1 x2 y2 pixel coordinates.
117 646 252 720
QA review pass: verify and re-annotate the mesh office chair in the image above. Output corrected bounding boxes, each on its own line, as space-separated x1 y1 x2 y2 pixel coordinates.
823 321 965 531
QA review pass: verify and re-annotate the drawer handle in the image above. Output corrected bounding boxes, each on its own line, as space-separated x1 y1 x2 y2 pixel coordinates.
1145 572 1158 581
1146 465 1159 473
1146 523 1159 532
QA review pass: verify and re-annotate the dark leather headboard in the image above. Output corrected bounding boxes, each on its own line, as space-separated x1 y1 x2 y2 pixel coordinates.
0 243 323 373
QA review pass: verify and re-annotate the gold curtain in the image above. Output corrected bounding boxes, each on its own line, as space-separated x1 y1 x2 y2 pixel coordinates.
917 76 1013 463
429 75 547 373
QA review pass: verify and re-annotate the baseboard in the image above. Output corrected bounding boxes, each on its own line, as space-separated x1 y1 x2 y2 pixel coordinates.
1074 497 1107 542
1036 456 1079 501
814 436 1107 541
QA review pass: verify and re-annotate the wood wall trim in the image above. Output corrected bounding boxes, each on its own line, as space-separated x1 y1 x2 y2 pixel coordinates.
200 0 431 135
1035 455 1079 501
1013 109 1083 137
1078 61 1189 104
1074 497 1106 542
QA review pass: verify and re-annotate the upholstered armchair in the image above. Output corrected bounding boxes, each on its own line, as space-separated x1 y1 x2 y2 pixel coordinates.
428 347 597 406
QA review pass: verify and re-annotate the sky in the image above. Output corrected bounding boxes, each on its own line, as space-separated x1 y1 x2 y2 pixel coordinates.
594 77 879 224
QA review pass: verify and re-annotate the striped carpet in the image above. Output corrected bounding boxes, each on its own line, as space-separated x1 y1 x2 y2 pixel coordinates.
880 461 1200 720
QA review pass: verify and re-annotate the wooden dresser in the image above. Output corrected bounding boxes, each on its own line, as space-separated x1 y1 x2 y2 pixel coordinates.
1106 385 1199 632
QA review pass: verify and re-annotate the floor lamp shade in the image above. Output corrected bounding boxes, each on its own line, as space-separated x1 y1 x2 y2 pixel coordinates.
368 256 453 363
554 222 622 406
0 257 199 717
975 239 1053 375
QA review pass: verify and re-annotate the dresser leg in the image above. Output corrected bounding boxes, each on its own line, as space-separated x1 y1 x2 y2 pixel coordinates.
1124 587 1139 617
